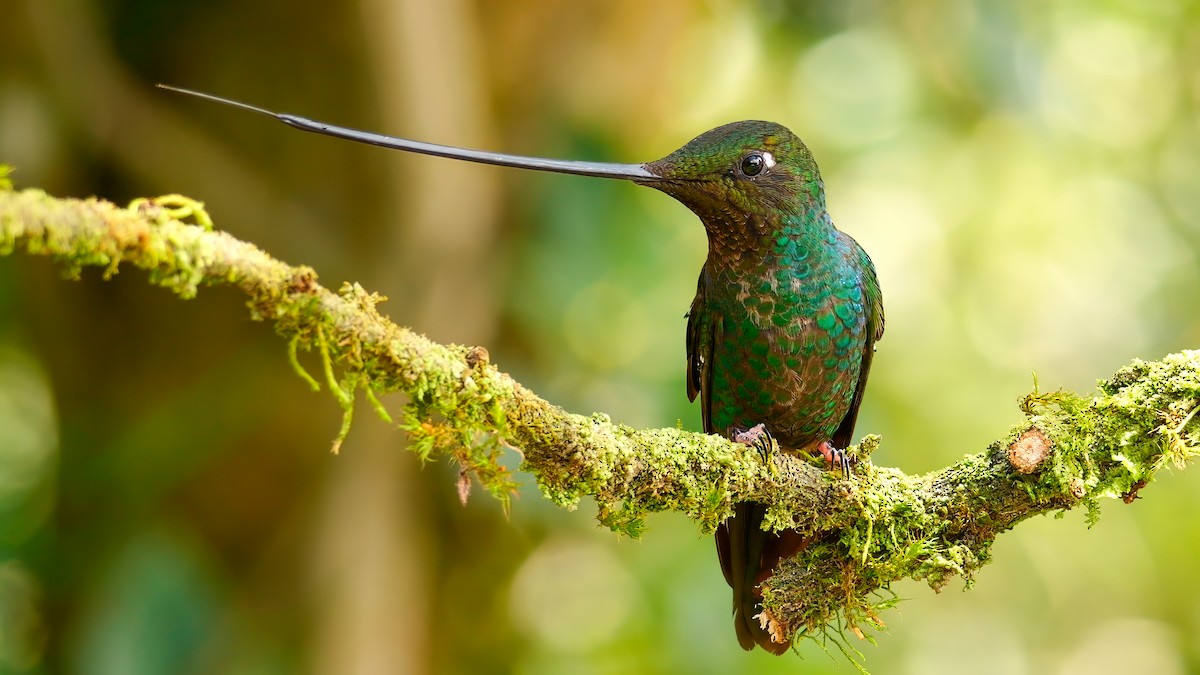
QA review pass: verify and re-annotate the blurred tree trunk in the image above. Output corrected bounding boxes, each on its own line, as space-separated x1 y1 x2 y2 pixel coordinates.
309 1 502 674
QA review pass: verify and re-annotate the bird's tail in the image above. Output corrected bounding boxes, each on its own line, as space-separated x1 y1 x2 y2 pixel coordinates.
716 501 808 655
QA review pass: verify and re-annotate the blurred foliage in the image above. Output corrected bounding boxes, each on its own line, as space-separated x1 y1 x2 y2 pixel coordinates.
1 0 1199 673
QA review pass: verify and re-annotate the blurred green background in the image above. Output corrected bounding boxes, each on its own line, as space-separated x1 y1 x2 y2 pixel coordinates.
2 1 1199 673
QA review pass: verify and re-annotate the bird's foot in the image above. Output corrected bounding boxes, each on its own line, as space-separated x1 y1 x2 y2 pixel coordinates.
733 423 777 470
817 440 853 478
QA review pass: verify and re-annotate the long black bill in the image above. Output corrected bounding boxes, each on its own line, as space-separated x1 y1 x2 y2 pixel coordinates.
157 85 661 182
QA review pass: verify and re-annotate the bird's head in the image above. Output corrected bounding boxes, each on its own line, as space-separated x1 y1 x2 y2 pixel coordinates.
638 121 826 254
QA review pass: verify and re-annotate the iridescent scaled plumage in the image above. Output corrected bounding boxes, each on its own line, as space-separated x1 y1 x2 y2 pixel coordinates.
705 220 872 446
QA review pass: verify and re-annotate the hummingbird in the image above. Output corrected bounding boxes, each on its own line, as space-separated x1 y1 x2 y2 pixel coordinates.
158 84 884 654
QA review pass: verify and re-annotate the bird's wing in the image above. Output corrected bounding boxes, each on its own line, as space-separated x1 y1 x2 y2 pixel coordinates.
686 267 720 435
831 243 885 450
689 269 740 594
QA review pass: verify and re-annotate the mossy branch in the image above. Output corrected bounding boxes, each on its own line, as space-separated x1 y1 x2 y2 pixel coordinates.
1 175 1197 649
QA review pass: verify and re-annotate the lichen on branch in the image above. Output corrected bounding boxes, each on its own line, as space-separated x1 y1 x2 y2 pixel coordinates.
0 176 1196 650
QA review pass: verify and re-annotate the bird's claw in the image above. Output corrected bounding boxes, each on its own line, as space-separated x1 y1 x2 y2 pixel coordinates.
732 427 851 478
817 440 853 478
734 423 778 472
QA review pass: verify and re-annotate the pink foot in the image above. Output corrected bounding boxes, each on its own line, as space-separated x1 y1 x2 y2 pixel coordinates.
733 424 774 465
734 424 767 445
817 440 852 477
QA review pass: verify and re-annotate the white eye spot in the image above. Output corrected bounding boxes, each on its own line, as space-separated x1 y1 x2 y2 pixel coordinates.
762 152 777 170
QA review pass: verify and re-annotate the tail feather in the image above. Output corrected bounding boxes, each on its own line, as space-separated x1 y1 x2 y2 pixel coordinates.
717 501 801 655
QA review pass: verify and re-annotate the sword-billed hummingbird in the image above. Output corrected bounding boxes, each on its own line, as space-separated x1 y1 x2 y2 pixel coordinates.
159 84 884 654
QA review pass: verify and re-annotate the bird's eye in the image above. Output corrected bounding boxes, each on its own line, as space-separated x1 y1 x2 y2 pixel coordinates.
740 153 765 177
738 151 775 178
